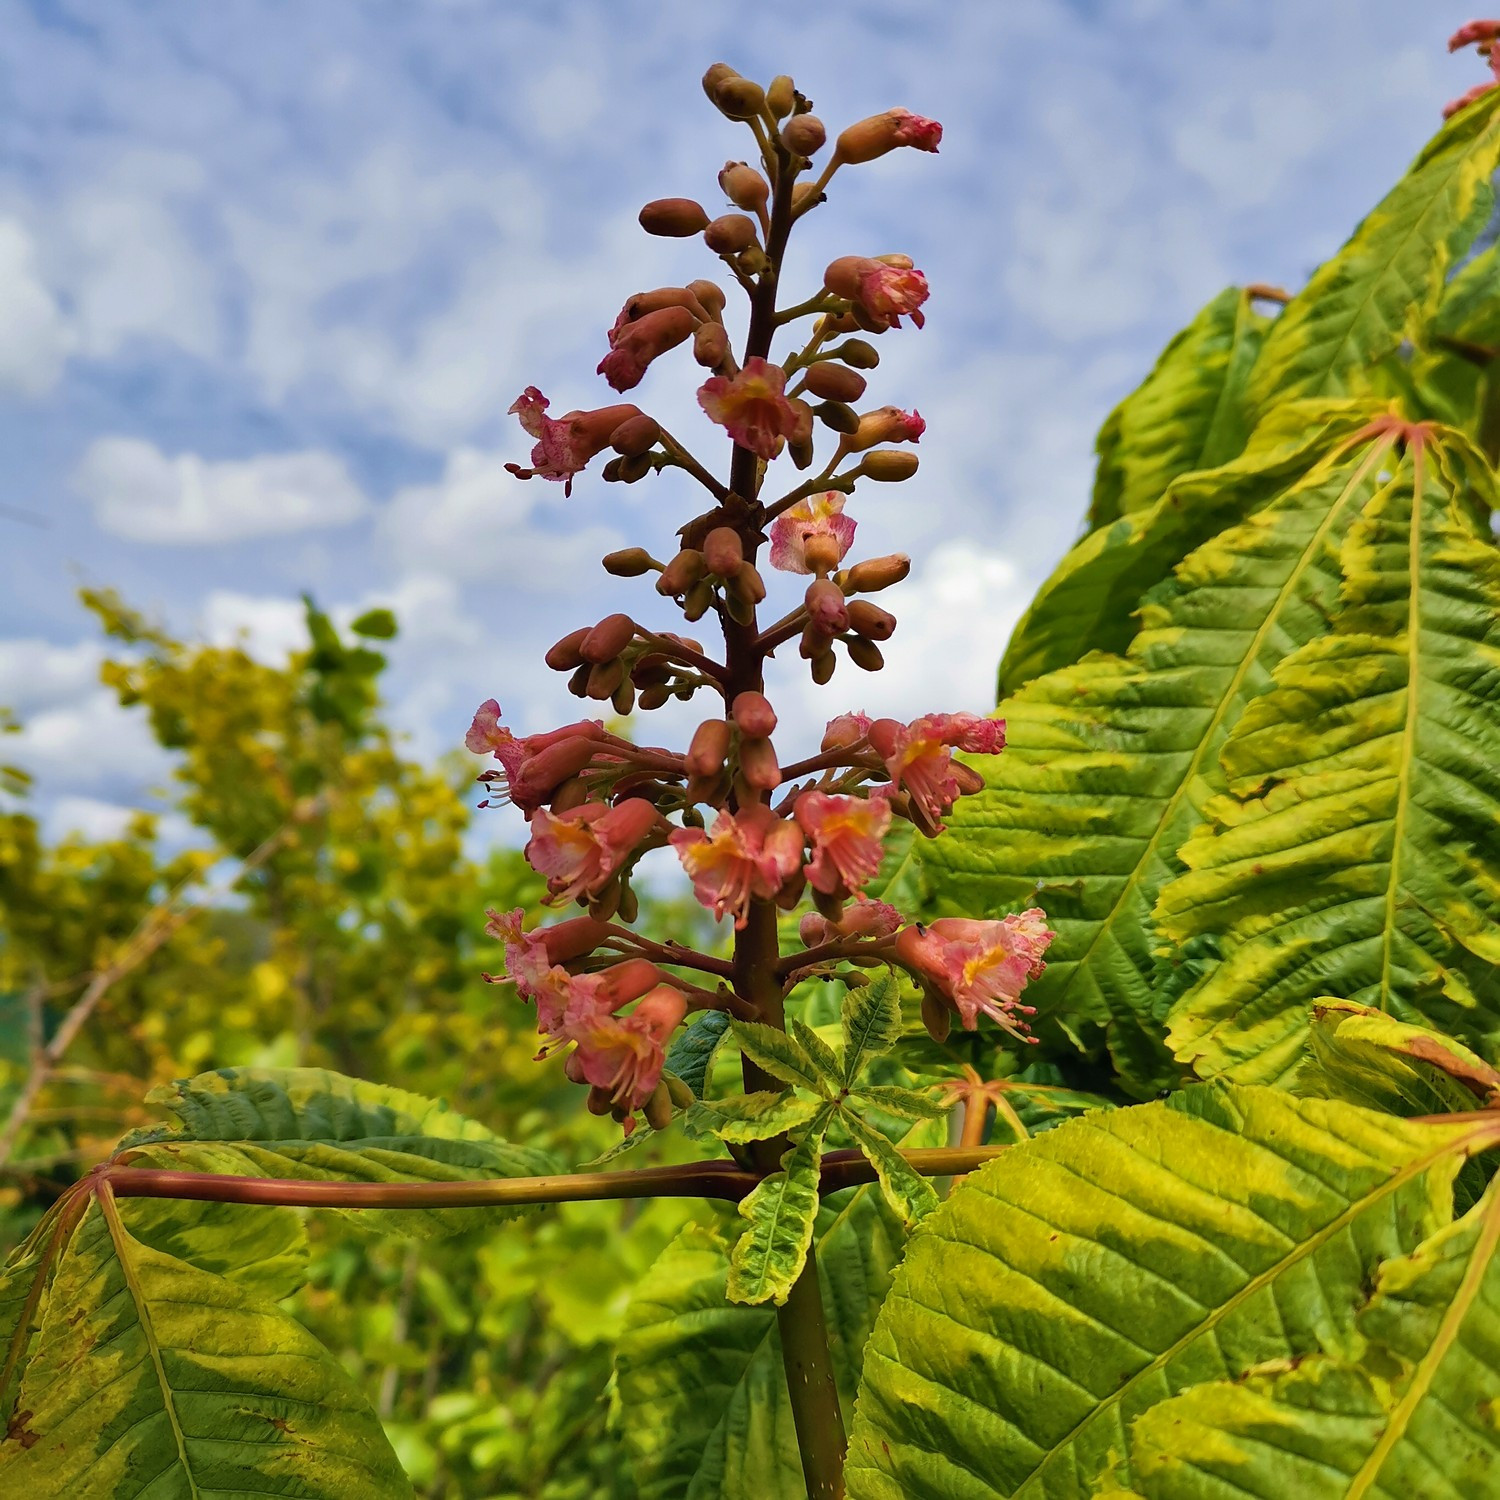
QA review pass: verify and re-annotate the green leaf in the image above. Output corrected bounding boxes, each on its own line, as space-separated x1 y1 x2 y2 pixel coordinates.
684 1090 823 1144
1246 89 1500 417
121 1067 557 1237
844 1083 1493 1500
0 1192 410 1497
731 1021 824 1094
665 1010 732 1098
348 607 398 639
615 1181 907 1500
841 973 904 1085
1089 286 1270 532
996 401 1372 696
788 1017 843 1091
839 1109 938 1226
927 411 1396 1091
853 1085 952 1121
726 1104 834 1306
1160 430 1500 1083
118 1196 308 1303
1119 1182 1500 1498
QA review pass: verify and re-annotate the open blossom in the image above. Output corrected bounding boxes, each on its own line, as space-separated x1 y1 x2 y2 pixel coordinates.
823 257 929 331
525 799 662 905
598 305 698 392
868 712 1006 830
795 789 893 895
769 493 857 574
506 388 641 494
800 896 904 948
484 908 610 1031
1445 21 1500 115
669 804 804 926
697 357 801 460
570 984 688 1119
894 910 1053 1036
466 701 607 816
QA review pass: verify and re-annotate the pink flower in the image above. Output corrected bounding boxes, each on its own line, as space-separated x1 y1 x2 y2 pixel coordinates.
598 306 698 392
484 908 610 1031
1444 21 1500 115
821 711 873 751
525 799 662 905
795 789 893 896
835 108 944 165
769 493 857 574
868 712 1006 831
800 896 904 947
823 258 930 331
669 804 804 927
1450 20 1500 51
506 388 641 495
888 108 943 152
466 702 608 816
697 357 801 460
894 909 1053 1036
570 984 688 1115
850 406 925 451
533 957 666 1052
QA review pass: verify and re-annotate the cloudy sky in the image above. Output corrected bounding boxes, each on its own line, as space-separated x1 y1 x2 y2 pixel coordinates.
0 0 1488 846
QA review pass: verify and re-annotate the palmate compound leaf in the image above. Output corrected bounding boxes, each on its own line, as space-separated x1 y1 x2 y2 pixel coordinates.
1159 429 1500 1085
1087 286 1271 533
614 1114 946 1500
1244 86 1500 420
731 1020 826 1094
117 1066 557 1237
0 1190 410 1498
843 1083 1499 1500
1110 1177 1500 1499
920 407 1401 1092
683 1090 824 1144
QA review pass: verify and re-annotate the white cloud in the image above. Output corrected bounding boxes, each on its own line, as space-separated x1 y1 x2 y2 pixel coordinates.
0 638 102 713
0 218 71 396
74 437 369 544
47 794 141 843
200 591 310 663
7 688 171 796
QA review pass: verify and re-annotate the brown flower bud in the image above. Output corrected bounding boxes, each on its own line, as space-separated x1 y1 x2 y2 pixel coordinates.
586 1084 614 1115
789 434 815 470
848 599 896 641
780 114 826 156
617 453 653 483
657 549 706 596
703 526 745 578
813 400 861 435
609 415 661 457
712 76 766 120
766 75 796 118
602 546 658 577
920 987 952 1043
827 338 880 369
693 321 731 369
801 362 867 402
545 626 590 672
846 638 885 672
726 562 766 605
835 109 941 166
857 449 920 481
719 161 770 215
723 589 754 627
549 775 590 814
601 457 624 482
687 279 727 319
792 182 825 213
566 663 591 697
682 579 715 621
732 691 778 737
776 865 808 909
813 885 846 923
586 659 626 699
739 735 781 791
849 406 923 452
952 763 986 795
811 648 837 684
638 683 672 711
800 619 833 658
639 198 710 237
643 1079 674 1132
806 577 850 632
687 718 731 777
703 63 741 98
618 286 711 324
704 213 758 254
844 552 910 592
580 613 635 664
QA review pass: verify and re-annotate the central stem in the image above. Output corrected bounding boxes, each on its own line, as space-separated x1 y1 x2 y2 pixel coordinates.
721 142 848 1500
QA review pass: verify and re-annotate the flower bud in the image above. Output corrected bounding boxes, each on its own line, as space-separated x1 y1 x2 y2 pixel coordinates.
682 580 715 622
599 305 698 392
792 182 825 213
643 1079 674 1132
638 683 672 711
952 763 986 795
921 985 952 1043
804 532 847 577
767 75 796 118
657 549 706 596
811 649 837 684
687 718 731 777
703 526 745 578
704 214 759 254
789 435 815 470
834 108 943 166
849 406 925 452
814 400 861 435
780 114 826 156
687 279 727 319
580 613 636 664
848 599 896 641
788 398 815 447
612 679 635 715
545 626 590 672
857 449 920 481
602 546 657 577
846 638 885 672
597 958 667 1007
601 457 624 483
844 553 910 592
801 362 867 403
801 911 833 946
702 63 741 99
813 886 845 923
739 735 781 791
727 562 766 606
540 915 612 964
567 663 591 697
719 161 770 215
609 415 661 457
800 621 831 659
806 578 849 632
827 338 880 369
514 735 598 805
586 659 626 699
550 775 590 813
732 691 778 737
639 198 710 237
586 1084 614 1114
712 76 766 120
617 453 653 483
693 322 731 368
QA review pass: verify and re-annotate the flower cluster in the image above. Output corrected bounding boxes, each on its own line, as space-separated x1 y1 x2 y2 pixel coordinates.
1445 20 1500 116
469 64 1051 1132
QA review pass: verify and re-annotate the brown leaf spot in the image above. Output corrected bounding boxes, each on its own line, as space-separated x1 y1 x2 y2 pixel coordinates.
5 1410 39 1449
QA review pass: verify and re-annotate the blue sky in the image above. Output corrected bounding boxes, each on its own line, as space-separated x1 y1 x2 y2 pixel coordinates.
0 0 1488 845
